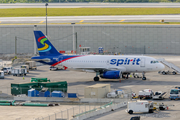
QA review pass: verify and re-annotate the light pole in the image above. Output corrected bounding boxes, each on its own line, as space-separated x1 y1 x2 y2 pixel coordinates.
71 23 75 54
34 25 37 56
45 3 48 36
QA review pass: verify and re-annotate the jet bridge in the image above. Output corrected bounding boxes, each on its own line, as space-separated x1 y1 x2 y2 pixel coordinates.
157 58 180 75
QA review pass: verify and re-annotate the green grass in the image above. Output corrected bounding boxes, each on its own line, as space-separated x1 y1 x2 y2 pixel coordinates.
1 8 180 17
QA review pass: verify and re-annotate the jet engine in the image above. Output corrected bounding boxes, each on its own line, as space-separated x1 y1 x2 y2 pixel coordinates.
100 71 121 79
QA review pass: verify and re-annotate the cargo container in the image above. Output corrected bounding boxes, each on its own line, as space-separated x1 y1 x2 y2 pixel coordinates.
11 82 41 95
39 88 50 97
39 81 67 93
84 84 111 98
28 89 39 97
25 61 37 70
68 93 78 98
52 91 64 97
31 78 50 82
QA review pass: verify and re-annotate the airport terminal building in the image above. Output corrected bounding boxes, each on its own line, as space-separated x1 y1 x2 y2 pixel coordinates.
0 24 180 55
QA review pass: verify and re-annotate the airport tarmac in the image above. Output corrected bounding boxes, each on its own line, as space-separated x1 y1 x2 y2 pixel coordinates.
1 15 180 24
0 55 180 120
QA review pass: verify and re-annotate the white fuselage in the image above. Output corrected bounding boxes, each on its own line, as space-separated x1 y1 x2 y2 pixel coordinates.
61 55 164 73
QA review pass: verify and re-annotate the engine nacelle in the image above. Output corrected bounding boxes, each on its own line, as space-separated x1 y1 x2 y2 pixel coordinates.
100 71 121 79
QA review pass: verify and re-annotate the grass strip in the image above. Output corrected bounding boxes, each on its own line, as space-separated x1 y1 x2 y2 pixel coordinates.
1 8 180 17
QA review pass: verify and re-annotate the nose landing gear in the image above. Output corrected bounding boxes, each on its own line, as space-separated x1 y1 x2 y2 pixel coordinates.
142 72 146 80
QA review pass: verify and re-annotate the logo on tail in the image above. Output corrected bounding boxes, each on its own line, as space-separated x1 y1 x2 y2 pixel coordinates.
38 36 52 52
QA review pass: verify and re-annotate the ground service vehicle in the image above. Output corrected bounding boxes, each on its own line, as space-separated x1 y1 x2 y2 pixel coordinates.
158 70 177 75
12 68 27 76
169 89 180 100
0 71 4 79
2 67 12 74
139 89 154 99
49 66 64 71
21 65 29 73
127 100 154 114
152 91 167 100
107 89 124 98
25 61 37 70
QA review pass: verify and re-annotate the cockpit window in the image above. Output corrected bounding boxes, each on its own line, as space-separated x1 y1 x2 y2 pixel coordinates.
151 61 159 63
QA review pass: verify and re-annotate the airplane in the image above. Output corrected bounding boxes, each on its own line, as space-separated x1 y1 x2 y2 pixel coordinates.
31 30 165 81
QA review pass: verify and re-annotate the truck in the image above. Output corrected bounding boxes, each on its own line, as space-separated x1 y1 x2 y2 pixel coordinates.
25 61 37 70
21 65 29 73
12 68 27 76
1 67 12 74
107 89 125 98
126 100 154 114
139 89 154 99
169 88 180 100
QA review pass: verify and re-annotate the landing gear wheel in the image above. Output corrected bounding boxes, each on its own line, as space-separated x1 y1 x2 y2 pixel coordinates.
142 77 146 80
94 77 99 81
128 110 133 114
162 71 166 75
173 71 177 75
149 109 154 113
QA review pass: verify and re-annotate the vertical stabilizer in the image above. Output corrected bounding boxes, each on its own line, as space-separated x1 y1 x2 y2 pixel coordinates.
34 31 61 56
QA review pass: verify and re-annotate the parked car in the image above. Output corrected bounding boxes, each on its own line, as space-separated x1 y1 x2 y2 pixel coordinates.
49 66 64 71
1 67 12 74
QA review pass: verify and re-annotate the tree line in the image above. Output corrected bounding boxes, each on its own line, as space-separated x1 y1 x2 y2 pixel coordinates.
0 0 179 3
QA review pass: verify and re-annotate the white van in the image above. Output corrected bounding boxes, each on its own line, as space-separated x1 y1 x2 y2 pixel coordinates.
126 100 154 114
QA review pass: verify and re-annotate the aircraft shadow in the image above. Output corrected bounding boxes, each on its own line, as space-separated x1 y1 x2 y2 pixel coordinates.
0 78 14 80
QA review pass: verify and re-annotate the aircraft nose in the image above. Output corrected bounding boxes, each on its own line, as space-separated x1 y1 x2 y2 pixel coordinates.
159 63 165 70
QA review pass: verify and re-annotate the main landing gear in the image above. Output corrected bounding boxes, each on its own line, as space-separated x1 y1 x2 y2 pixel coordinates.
94 77 99 81
94 72 100 81
142 72 146 80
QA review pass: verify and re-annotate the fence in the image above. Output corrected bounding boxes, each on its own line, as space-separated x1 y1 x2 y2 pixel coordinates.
35 99 127 120
1 25 180 55
0 86 132 99
0 86 131 120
